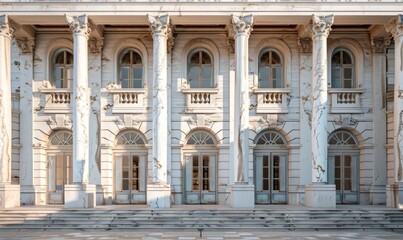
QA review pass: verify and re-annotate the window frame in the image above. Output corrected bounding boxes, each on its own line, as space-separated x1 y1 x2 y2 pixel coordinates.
118 48 144 89
52 48 73 89
331 48 356 89
258 48 284 89
187 48 214 89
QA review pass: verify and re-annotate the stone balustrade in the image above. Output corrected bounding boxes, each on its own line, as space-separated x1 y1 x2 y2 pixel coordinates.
40 88 73 113
328 88 364 113
253 88 291 113
109 88 146 113
182 88 219 113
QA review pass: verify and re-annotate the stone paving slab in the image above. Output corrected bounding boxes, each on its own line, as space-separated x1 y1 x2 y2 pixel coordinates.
0 230 402 240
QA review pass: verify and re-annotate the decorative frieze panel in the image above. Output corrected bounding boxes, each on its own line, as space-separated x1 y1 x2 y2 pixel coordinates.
253 88 291 113
182 88 219 113
328 88 364 113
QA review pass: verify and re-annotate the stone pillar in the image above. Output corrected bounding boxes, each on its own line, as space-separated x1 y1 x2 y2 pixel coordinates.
16 37 36 205
370 37 387 205
385 15 403 208
305 15 336 208
0 15 20 208
228 14 254 208
147 15 171 208
297 37 313 205
64 14 95 208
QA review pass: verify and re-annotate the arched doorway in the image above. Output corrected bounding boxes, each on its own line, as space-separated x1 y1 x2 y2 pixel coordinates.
254 130 288 204
47 130 73 204
328 130 359 204
114 130 147 204
183 130 217 204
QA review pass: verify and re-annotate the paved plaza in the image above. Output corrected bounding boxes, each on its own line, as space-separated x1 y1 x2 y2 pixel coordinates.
0 230 402 240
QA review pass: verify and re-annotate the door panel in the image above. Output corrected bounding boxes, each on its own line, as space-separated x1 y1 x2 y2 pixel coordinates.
185 153 217 204
47 153 72 204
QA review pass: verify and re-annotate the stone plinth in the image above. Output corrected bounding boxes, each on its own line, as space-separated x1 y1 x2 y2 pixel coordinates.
0 184 20 208
147 184 171 208
228 183 254 208
64 184 96 208
386 183 403 208
370 185 386 205
305 183 335 208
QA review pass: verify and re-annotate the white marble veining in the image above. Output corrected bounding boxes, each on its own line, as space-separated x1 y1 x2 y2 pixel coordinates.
148 15 169 184
232 14 253 183
310 15 333 183
66 14 91 184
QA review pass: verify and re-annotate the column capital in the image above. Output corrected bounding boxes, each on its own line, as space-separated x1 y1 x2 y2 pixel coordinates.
312 15 334 38
0 15 14 39
371 37 388 54
385 15 403 39
298 37 312 53
232 14 253 36
88 37 103 55
16 37 35 55
148 14 170 37
65 14 91 38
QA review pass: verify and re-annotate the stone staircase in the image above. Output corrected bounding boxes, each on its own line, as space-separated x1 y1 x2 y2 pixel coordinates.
0 208 402 232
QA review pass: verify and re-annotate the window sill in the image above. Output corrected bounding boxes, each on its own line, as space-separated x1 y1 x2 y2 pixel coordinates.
252 88 291 114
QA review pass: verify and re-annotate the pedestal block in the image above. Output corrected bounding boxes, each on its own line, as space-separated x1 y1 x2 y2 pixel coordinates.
386 183 403 208
64 184 96 208
305 183 335 208
228 183 254 208
369 185 386 205
0 184 20 208
147 184 171 208
20 185 35 205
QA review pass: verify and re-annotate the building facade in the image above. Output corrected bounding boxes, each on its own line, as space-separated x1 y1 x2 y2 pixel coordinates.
0 0 403 208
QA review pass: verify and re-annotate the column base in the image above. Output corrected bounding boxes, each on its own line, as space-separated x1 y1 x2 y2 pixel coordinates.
369 185 386 205
64 184 96 208
305 183 336 208
228 183 255 208
386 183 403 208
0 184 20 208
147 183 171 208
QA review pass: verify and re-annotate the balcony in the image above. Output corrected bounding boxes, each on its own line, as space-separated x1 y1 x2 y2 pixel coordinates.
182 88 219 113
108 88 147 114
40 88 72 113
328 88 364 113
253 88 291 114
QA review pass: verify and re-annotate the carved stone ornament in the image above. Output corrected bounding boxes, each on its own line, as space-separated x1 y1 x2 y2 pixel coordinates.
227 38 235 53
297 37 312 53
148 15 170 36
0 15 13 38
167 36 175 53
385 15 403 38
65 14 91 37
371 37 387 53
335 114 357 127
88 37 103 54
16 37 35 54
232 15 253 35
312 15 334 37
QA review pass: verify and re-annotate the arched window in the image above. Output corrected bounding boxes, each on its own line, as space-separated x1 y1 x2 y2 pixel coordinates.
255 130 286 146
187 49 213 88
116 131 146 145
186 130 216 145
258 49 283 88
48 130 73 146
53 49 73 88
119 49 143 88
331 49 355 88
328 130 359 204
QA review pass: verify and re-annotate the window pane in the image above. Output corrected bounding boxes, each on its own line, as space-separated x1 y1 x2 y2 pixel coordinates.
132 51 142 64
120 68 129 81
202 67 212 88
258 67 269 88
55 51 65 64
263 180 269 191
332 52 341 65
342 51 352 64
344 180 351 191
201 52 211 64
55 68 63 88
188 67 199 88
335 179 341 190
121 52 131 65
271 52 281 64
260 52 270 65
133 68 143 88
122 179 129 191
331 67 341 88
344 68 353 88
66 68 73 88
66 51 73 65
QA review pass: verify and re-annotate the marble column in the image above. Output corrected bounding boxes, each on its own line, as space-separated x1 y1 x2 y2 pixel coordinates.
369 37 387 205
305 15 336 208
228 14 254 208
0 15 20 208
147 15 171 208
64 14 95 208
385 15 403 208
16 37 37 205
